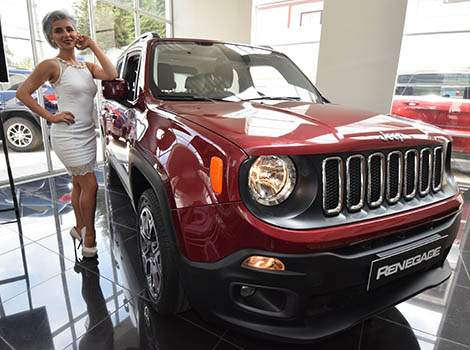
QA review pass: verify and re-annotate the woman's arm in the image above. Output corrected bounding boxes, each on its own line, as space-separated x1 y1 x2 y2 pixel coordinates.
16 60 75 125
77 34 118 81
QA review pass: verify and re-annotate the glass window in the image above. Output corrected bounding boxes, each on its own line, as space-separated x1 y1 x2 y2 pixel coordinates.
440 87 465 98
140 15 166 37
300 11 322 27
250 66 298 97
2 73 27 91
395 86 441 96
93 1 135 53
123 52 141 101
397 74 413 83
0 0 50 184
108 0 133 6
151 42 321 103
139 0 166 18
442 73 470 85
409 74 444 84
116 58 124 77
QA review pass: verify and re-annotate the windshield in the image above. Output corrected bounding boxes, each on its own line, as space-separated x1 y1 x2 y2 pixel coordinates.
150 41 322 103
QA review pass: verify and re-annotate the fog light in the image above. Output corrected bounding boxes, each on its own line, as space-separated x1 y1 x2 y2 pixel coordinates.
242 256 285 271
240 285 256 297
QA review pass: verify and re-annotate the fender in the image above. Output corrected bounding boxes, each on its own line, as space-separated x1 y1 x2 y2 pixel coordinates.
128 148 185 253
3 107 42 126
129 147 172 209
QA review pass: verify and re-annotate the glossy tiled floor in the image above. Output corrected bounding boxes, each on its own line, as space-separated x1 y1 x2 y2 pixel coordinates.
0 167 469 350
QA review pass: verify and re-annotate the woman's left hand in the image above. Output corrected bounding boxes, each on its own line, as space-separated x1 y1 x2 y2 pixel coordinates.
75 34 95 50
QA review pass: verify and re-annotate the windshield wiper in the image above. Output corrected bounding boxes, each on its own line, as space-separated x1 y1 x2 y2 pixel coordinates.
157 95 228 102
240 96 301 102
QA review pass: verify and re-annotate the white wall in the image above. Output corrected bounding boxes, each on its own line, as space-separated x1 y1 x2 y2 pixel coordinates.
251 0 323 82
397 0 470 72
315 0 407 114
172 0 252 43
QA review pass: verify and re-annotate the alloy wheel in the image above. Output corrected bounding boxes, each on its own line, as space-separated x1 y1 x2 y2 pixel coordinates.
139 205 163 300
7 122 33 148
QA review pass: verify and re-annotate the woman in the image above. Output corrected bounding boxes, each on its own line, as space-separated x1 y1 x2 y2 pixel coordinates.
16 10 118 257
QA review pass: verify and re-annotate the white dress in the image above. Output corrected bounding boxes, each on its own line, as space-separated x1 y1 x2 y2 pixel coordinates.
51 57 98 176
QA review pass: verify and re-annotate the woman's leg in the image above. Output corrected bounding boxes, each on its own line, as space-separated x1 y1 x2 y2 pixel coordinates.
76 172 98 248
71 176 84 231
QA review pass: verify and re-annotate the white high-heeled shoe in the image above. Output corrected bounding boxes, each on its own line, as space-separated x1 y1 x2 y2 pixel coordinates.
70 227 83 249
80 227 98 258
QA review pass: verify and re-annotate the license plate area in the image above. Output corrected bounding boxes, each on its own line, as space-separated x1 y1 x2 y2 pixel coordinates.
367 235 448 291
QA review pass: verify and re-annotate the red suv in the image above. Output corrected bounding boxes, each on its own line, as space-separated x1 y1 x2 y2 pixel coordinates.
391 70 470 154
102 34 463 342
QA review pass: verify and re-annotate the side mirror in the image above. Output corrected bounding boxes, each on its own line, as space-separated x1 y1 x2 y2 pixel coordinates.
102 79 129 101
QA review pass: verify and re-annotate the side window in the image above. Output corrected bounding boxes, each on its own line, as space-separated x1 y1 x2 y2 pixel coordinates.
397 74 412 84
122 52 141 101
116 58 124 78
410 74 444 84
440 87 465 99
442 73 469 84
395 86 440 97
6 74 27 91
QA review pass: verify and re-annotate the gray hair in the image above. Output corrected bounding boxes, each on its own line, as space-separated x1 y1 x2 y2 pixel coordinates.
42 10 78 49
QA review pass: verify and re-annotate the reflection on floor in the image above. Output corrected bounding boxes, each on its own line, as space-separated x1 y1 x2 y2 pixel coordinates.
0 167 469 350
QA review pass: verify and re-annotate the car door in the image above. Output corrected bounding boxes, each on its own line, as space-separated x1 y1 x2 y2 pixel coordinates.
104 50 142 183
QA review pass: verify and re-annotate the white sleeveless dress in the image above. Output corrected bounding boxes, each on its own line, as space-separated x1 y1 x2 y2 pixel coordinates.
51 58 98 176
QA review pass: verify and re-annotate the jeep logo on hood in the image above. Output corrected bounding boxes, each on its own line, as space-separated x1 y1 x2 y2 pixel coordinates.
379 131 405 142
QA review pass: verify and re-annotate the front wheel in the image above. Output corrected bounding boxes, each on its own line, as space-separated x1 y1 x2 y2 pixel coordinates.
4 117 42 152
137 188 189 314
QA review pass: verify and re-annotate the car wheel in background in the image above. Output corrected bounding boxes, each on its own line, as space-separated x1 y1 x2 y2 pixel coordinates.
137 188 189 314
4 117 42 152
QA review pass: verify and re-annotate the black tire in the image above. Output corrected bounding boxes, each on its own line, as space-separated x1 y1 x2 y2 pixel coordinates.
137 188 189 314
4 117 42 152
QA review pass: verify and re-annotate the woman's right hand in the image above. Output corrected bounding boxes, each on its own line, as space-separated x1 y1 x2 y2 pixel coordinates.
51 111 75 125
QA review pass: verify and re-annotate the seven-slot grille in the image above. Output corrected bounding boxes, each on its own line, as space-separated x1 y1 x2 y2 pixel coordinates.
322 146 444 215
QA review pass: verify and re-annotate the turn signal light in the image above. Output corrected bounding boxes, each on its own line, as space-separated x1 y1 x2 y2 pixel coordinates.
210 156 223 194
242 256 285 271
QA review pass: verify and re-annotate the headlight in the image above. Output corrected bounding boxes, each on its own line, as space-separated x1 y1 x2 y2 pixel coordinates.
248 156 296 206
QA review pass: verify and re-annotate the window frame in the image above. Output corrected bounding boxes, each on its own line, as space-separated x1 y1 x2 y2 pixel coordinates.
121 49 143 103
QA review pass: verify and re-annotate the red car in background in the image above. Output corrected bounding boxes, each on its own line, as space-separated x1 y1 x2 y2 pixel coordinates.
391 70 470 154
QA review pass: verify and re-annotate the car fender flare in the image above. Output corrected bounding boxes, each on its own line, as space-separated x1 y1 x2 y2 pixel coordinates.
2 108 41 126
128 148 183 252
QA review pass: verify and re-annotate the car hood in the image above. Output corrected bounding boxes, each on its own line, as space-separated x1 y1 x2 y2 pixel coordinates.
161 101 450 156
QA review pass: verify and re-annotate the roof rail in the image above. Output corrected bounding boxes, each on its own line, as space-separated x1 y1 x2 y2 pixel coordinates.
258 44 273 50
127 32 160 48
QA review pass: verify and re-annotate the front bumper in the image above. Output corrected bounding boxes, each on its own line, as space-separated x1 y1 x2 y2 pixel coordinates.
179 209 461 342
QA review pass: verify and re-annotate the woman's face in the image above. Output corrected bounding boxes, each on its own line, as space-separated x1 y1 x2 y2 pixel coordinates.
50 19 77 49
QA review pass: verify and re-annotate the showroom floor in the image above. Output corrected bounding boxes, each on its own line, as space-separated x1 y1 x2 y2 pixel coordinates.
0 167 469 350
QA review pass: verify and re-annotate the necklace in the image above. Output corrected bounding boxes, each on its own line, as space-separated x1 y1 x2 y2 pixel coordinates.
56 56 85 69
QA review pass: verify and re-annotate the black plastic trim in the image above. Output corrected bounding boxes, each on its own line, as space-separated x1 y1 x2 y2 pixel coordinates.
128 148 182 251
179 210 460 342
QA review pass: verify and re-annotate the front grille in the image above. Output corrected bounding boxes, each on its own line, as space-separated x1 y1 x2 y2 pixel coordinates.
322 157 343 215
404 150 418 200
386 151 402 204
420 148 432 196
322 146 445 215
433 147 443 192
368 153 385 207
346 155 365 211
